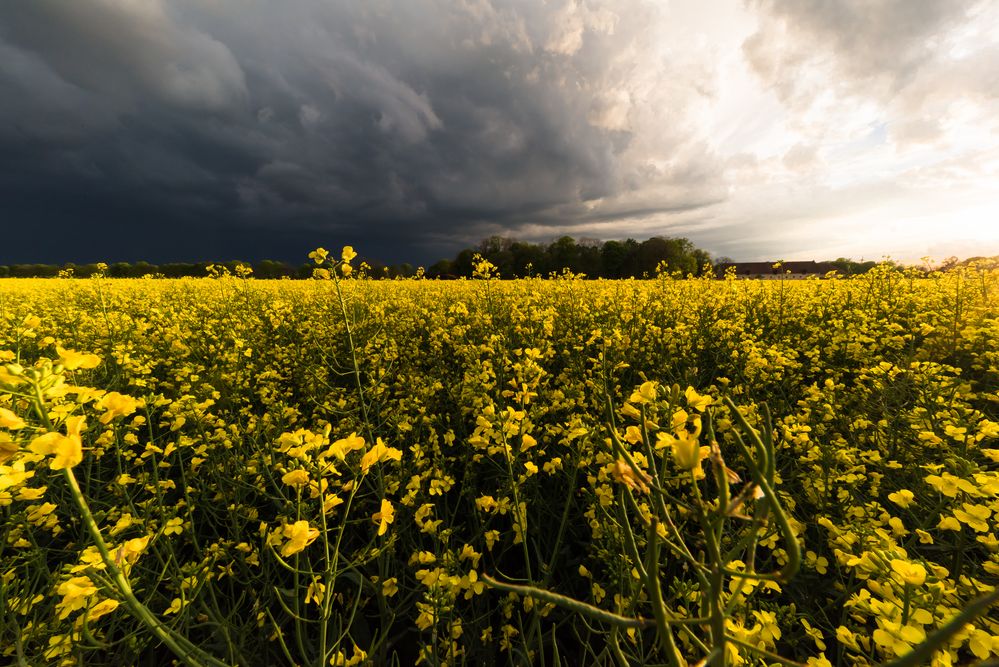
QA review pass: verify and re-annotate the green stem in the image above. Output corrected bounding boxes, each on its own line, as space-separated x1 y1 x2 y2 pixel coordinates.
62 467 228 667
879 588 999 667
482 575 655 629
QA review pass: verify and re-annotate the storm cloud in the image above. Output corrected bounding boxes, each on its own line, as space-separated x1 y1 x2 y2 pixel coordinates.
1 0 997 265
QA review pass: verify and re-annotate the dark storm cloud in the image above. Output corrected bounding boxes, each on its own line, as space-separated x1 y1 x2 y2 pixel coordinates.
0 0 722 264
6 0 993 267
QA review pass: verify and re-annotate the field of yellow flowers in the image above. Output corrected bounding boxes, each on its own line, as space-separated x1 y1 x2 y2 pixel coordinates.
2 251 998 666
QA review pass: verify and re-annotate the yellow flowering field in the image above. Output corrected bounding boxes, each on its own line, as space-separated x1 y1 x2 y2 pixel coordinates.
2 253 999 666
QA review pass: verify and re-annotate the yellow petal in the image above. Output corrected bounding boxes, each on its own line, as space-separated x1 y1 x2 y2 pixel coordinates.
0 407 25 430
56 346 101 371
29 432 64 456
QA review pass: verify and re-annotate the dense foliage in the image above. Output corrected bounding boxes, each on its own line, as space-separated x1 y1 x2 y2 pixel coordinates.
1 254 998 666
429 235 714 278
0 234 716 280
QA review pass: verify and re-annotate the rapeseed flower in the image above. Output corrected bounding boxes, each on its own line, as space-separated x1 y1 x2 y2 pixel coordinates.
56 346 101 370
373 498 395 536
281 520 320 557
29 415 85 469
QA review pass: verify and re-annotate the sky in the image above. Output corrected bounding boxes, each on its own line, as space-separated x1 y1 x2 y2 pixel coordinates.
1 0 998 266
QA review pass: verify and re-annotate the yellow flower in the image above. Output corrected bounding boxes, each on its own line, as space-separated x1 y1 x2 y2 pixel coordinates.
968 628 998 660
671 409 689 432
116 536 150 564
0 407 25 430
484 530 500 550
373 498 395 536
887 489 915 508
0 432 18 463
623 426 643 444
163 517 184 535
16 486 47 501
341 246 357 263
836 626 861 651
619 403 641 420
610 459 652 493
97 392 139 424
801 618 827 651
953 503 991 532
805 550 829 574
925 473 975 497
88 598 120 621
475 495 498 512
29 415 85 470
872 619 925 657
324 433 366 461
309 247 329 264
890 559 927 586
281 469 311 488
628 381 657 404
938 516 962 531
305 581 326 606
663 432 704 472
56 576 97 619
684 386 713 412
359 438 403 474
281 520 320 557
56 346 101 370
330 645 368 667
110 514 134 536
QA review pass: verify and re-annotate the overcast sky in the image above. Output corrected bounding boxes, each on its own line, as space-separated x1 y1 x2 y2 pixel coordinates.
2 0 997 265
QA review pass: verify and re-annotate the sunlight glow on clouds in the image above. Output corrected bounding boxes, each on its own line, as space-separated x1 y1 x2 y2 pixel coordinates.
0 0 996 264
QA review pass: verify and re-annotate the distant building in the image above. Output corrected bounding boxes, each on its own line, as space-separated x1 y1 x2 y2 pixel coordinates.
714 260 838 279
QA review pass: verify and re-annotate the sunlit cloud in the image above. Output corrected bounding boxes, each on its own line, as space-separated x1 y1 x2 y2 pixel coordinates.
0 0 996 264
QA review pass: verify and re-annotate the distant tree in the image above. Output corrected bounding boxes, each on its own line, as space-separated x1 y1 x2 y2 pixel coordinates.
548 236 582 274
509 242 544 276
827 258 877 275
255 259 294 279
937 256 960 272
452 249 477 277
601 240 628 278
392 263 416 278
478 236 516 275
691 249 712 275
108 262 132 277
10 264 58 277
578 242 603 276
633 237 669 276
427 259 454 278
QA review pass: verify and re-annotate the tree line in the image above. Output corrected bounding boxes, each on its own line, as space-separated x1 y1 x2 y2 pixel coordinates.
428 235 713 278
0 261 310 279
1 235 927 279
0 235 714 279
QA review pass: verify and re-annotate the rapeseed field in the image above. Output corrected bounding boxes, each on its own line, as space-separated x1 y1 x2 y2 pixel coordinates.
2 250 998 666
